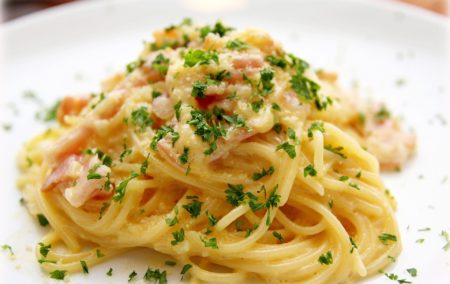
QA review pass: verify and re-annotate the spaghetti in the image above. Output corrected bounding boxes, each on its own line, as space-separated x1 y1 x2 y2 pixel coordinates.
17 20 414 283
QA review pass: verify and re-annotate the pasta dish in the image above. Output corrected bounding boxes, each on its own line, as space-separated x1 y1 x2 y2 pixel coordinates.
17 19 416 283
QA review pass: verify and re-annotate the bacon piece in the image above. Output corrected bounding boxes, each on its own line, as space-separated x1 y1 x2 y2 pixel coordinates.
48 126 93 166
57 96 89 125
232 54 264 70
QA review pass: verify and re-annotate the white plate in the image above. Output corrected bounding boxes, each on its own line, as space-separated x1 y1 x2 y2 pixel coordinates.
0 0 449 283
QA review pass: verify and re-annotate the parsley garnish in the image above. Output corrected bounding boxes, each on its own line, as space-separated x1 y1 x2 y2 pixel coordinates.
318 251 333 265
96 249 104 258
152 53 170 75
174 101 182 121
165 207 179 226
339 176 349 181
44 100 61 122
178 147 189 165
184 49 219 67
272 231 283 242
250 99 264 113
1 244 14 256
226 39 248 50
126 58 144 74
128 270 137 282
120 140 132 162
38 242 51 257
49 270 66 280
349 182 361 190
200 21 233 38
303 164 317 177
324 145 347 159
378 233 397 244
150 126 180 150
106 268 113 276
152 90 162 98
375 106 391 122
180 264 192 280
384 272 412 284
406 268 417 277
350 237 358 253
182 197 203 218
271 103 281 111
200 236 218 249
225 184 245 207
266 55 288 69
206 211 218 227
80 260 89 274
191 80 207 98
140 154 149 175
131 106 153 131
287 128 300 144
307 121 325 138
440 230 450 251
112 172 139 203
165 260 176 266
37 214 49 226
258 68 274 96
144 268 167 284
252 166 274 181
272 123 282 134
276 142 296 158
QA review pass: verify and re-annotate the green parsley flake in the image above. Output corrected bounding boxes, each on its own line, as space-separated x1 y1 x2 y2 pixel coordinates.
200 236 219 249
350 237 358 253
406 268 417 277
191 80 207 98
181 263 192 280
272 231 283 242
49 270 66 280
112 172 139 203
252 166 274 181
184 49 219 67
384 272 412 284
259 68 275 96
178 147 189 165
225 184 245 207
266 55 288 69
318 251 333 265
303 164 317 177
144 268 167 284
440 230 450 251
96 249 105 258
106 268 113 276
324 145 347 159
1 244 14 256
182 197 203 218
226 39 248 50
271 103 281 111
250 99 264 113
80 260 89 274
131 106 153 131
37 214 49 226
339 176 349 182
174 101 182 121
126 58 144 74
152 53 170 75
378 233 397 244
39 242 51 257
307 121 325 138
128 270 137 282
165 207 179 227
276 142 296 158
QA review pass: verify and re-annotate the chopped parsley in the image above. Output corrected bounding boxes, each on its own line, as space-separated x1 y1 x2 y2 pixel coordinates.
150 126 180 150
174 101 182 121
265 185 281 225
356 171 362 178
226 39 248 50
152 90 162 98
324 145 347 159
80 260 89 274
120 141 132 162
191 80 207 98
223 113 246 128
258 68 274 96
350 237 358 253
165 260 176 266
272 231 283 242
287 128 300 144
182 197 203 218
199 21 233 38
165 207 179 226
349 182 361 190
303 164 317 177
106 268 113 276
184 49 219 67
440 230 450 251
112 172 139 203
43 100 61 122
96 249 104 258
37 214 49 226
206 211 218 227
126 58 144 74
128 270 138 282
180 263 192 280
140 154 149 175
250 99 264 113
200 236 218 249
339 176 349 182
1 244 14 256
276 142 296 158
144 268 167 284
406 268 417 277
49 270 67 280
225 184 245 207
384 272 412 284
266 55 288 69
307 121 325 138
131 106 153 131
252 166 274 181
272 123 282 134
375 106 391 122
178 147 189 165
151 53 170 75
318 251 333 265
39 242 51 257
271 103 281 111
378 233 397 244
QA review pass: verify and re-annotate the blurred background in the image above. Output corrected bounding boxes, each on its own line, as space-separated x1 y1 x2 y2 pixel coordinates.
0 0 449 22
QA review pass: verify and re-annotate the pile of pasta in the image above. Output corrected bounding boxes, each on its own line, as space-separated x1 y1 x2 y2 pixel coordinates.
18 20 414 283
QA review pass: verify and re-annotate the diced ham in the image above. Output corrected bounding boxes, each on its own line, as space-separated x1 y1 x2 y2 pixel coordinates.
42 154 112 208
57 96 89 125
